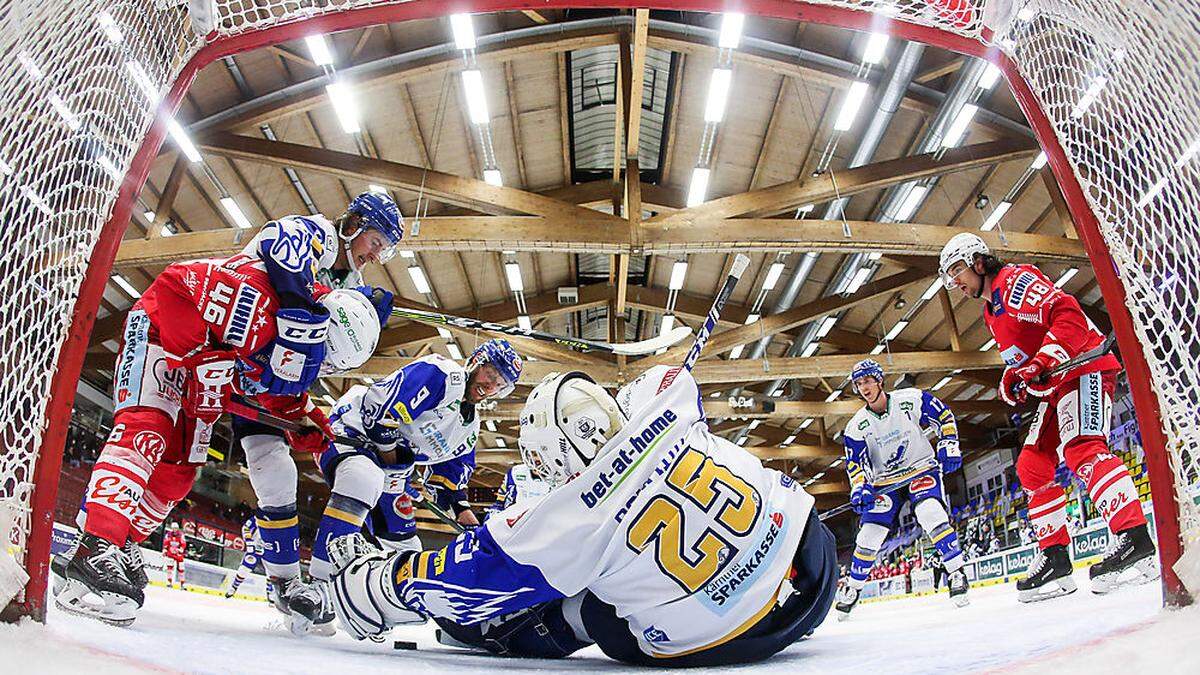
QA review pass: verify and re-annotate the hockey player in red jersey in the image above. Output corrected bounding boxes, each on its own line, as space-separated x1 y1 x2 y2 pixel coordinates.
54 251 380 626
162 522 187 590
940 233 1158 601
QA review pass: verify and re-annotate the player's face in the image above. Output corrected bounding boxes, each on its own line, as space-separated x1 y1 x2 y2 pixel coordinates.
350 228 390 269
854 376 884 403
946 260 984 299
467 363 506 403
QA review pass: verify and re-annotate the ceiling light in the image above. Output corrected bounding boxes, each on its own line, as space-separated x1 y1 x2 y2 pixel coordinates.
892 184 929 221
450 14 476 50
1054 267 1079 288
718 13 744 49
142 210 155 223
660 313 676 335
825 390 841 402
744 313 760 324
485 420 497 432
125 61 160 104
798 418 814 430
219 197 253 229
748 419 761 430
1031 151 1048 170
1071 76 1107 119
504 262 524 292
97 12 124 43
941 103 979 148
762 261 785 291
168 120 202 162
687 167 710 207
816 316 838 338
884 320 909 341
834 81 870 131
978 63 1002 90
495 437 507 448
437 326 452 339
704 68 732 123
446 342 463 360
517 315 532 331
368 184 388 194
729 345 745 359
844 265 873 294
112 274 140 298
921 279 942 301
325 81 361 133
783 434 797 445
801 342 819 357
462 69 489 124
305 35 334 66
669 260 688 290
408 266 432 294
933 376 953 390
47 94 81 131
737 436 748 446
871 344 887 355
862 33 889 64
980 201 1012 231
483 168 503 186
399 250 415 259
979 338 997 351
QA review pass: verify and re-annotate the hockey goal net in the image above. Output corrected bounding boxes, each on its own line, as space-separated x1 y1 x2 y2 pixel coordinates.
0 0 1196 619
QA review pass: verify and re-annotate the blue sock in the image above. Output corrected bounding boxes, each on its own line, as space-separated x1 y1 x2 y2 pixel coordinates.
849 547 878 587
310 494 371 581
256 504 300 580
929 523 965 572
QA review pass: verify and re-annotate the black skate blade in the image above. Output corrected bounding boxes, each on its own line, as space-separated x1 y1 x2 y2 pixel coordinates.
435 629 484 651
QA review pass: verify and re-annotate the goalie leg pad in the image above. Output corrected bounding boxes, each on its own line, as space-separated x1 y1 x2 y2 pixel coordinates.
329 534 426 641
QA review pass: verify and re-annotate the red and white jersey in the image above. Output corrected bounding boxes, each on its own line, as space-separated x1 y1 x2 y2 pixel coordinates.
138 253 283 368
983 264 1119 381
163 530 187 560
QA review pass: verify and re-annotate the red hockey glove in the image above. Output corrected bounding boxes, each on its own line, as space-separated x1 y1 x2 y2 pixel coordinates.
260 394 335 453
1000 351 1064 406
182 351 238 424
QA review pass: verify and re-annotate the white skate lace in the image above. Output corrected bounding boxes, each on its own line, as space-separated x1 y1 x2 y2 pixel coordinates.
1099 531 1129 562
1027 550 1047 577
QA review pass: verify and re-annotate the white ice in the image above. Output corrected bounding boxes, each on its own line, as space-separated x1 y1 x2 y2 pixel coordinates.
3 572 1197 674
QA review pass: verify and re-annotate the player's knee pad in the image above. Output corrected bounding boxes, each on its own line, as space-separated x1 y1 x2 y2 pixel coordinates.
855 522 889 552
913 498 950 532
378 532 422 554
332 455 385 508
243 434 297 508
1015 445 1056 491
329 538 425 641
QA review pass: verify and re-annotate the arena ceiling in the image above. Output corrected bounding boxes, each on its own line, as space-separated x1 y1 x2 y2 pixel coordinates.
79 8 1105 530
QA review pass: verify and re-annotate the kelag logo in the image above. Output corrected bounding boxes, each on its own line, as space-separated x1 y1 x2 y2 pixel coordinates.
976 556 1004 580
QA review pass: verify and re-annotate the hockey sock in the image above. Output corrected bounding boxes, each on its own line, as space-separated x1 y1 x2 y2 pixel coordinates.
129 463 196 543
1025 482 1070 549
929 523 965 573
311 494 372 581
1078 452 1147 534
256 505 301 580
848 547 878 588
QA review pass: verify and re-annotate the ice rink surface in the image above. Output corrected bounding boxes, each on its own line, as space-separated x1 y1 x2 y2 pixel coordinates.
3 571 1197 674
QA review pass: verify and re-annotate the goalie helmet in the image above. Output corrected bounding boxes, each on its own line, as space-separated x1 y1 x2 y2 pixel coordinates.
518 372 627 487
320 289 381 374
939 232 990 290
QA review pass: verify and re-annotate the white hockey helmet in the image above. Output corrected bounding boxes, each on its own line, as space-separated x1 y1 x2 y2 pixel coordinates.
320 289 380 374
518 372 627 487
939 232 990 290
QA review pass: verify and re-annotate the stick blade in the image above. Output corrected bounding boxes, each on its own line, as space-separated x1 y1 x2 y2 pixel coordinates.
611 326 693 356
730 254 751 279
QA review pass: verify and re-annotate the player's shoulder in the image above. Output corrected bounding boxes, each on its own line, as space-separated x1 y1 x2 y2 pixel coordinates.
997 264 1054 308
411 354 467 400
892 387 926 404
845 407 873 436
617 364 694 415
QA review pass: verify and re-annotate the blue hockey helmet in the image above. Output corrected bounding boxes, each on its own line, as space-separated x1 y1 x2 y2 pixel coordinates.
850 358 885 395
345 191 404 263
467 339 523 399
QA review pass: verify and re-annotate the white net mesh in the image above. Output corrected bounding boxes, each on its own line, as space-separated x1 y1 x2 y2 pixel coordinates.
1 0 1197 609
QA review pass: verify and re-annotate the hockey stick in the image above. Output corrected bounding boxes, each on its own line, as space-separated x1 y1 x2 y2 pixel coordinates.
227 399 369 450
818 464 940 522
682 254 751 372
413 496 465 534
390 306 693 356
1008 333 1118 399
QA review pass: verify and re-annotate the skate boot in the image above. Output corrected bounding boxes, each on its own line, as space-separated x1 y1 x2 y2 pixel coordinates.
55 534 143 626
121 539 148 596
271 575 323 636
49 537 80 595
1016 544 1077 603
1089 524 1159 594
834 584 861 621
948 568 970 607
306 580 338 637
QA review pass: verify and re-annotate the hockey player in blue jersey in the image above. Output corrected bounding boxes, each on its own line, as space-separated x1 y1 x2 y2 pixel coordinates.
225 517 270 600
301 339 523 634
485 463 550 519
231 191 402 632
834 359 969 619
325 364 837 667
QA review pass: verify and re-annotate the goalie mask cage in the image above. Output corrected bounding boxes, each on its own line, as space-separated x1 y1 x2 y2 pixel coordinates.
1 0 1196 620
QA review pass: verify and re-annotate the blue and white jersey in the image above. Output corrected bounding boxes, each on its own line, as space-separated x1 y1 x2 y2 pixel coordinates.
842 388 958 488
241 517 263 555
494 464 550 511
241 214 362 311
389 367 814 659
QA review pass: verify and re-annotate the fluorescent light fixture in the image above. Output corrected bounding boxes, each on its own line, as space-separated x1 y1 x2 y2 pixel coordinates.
125 61 159 104
1031 151 1048 170
160 225 174 237
48 94 81 131
1072 76 1107 119
399 250 415 259
1136 176 1169 208
978 63 1002 90
660 314 676 335
744 313 760 324
718 13 744 49
834 81 870 131
748 420 761 430
687 167 710 206
483 168 503 186
219 197 253 229
168 120 202 162
142 210 155 223
797 203 815 216
495 437 507 448
305 35 334 66
783 434 797 445
368 184 388 194
830 458 844 467
845 265 873 294
517 315 532 331
729 345 745 359
504 262 524 292
771 387 784 396
824 390 841 402
112 274 140 298
980 200 1012 231
669 260 688 290
704 68 733 122
485 420 497 432
799 418 814 430
921 279 942 301
762 262 785 291
436 326 452 339
737 436 748 446
1054 267 1079 288
408 266 432 294
933 376 953 391
21 186 52 217
979 338 997 351
941 103 979 148
1017 6 1036 21
98 12 124 43
0 156 10 176
97 155 122 181
893 183 929 221
446 342 463 360
325 81 361 133
710 391 722 398
322 395 337 406
871 344 887 355
801 342 820 357
884 320 909 341
862 33 889 64
816 316 838 339
450 14 476 50
17 52 43 80
364 377 375 384
813 472 826 481
462 69 489 124
1176 137 1200 168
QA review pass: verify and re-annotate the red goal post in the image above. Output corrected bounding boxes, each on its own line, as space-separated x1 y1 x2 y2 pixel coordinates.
2 0 1195 621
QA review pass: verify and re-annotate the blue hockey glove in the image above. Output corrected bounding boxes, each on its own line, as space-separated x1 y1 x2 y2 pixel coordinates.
937 438 962 474
258 308 328 397
850 483 877 515
355 285 394 328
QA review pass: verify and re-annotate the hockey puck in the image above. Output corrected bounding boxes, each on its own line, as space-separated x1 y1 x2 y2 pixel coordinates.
393 640 418 650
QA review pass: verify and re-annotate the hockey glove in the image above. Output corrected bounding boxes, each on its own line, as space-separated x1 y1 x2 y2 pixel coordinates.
355 285 395 328
182 350 238 424
260 394 334 453
937 438 962 474
258 308 329 397
850 483 877 516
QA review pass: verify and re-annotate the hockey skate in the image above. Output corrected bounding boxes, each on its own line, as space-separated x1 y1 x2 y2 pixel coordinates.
1016 544 1077 603
122 539 148 592
834 584 860 621
947 568 970 607
54 534 144 627
1089 524 1159 594
271 575 323 636
49 537 80 595
306 580 338 637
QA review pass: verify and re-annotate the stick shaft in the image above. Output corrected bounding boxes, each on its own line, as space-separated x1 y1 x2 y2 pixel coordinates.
226 400 366 449
682 255 750 372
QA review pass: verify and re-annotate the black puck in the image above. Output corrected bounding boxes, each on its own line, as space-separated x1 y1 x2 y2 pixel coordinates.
393 640 418 650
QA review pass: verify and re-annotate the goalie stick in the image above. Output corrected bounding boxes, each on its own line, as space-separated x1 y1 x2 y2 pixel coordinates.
682 254 751 372
390 306 693 357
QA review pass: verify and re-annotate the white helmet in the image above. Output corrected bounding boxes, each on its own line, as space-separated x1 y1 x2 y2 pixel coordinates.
518 372 627 487
939 232 990 290
320 289 380 374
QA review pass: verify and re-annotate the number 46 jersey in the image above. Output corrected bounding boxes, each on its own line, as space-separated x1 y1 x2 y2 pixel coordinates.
391 366 814 659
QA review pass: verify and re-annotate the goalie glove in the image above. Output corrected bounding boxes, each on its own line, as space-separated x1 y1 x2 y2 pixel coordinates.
936 438 962 474
328 534 426 641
